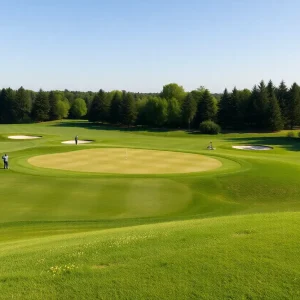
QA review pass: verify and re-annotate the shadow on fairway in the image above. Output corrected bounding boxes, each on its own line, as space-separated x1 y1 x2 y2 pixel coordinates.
227 136 300 151
52 121 181 133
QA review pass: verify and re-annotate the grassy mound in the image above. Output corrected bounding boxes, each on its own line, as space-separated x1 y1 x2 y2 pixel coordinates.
0 213 299 299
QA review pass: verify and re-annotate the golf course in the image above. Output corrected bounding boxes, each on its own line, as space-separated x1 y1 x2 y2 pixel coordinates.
0 120 300 299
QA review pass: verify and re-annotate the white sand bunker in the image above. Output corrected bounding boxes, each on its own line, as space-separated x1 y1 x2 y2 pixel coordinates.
232 145 273 151
61 140 93 144
8 135 41 140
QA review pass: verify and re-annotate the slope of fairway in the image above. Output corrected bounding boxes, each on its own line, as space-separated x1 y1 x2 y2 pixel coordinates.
28 148 222 174
0 212 299 300
0 175 194 221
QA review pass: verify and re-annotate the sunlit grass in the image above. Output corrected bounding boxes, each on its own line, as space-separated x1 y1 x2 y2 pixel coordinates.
0 120 300 299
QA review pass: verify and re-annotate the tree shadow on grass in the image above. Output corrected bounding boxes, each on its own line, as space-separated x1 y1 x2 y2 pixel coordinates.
51 121 183 133
227 136 300 152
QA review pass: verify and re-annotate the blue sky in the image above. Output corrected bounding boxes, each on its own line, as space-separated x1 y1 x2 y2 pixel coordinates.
0 0 300 92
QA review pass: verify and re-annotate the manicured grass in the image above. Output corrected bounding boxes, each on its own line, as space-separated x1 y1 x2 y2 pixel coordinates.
1 213 299 299
0 120 300 299
28 148 222 174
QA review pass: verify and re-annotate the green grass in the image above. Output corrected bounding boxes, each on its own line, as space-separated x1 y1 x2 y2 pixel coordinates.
0 120 300 299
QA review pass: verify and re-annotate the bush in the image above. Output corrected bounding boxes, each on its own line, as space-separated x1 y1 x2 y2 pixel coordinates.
199 120 221 135
287 131 295 138
298 132 300 138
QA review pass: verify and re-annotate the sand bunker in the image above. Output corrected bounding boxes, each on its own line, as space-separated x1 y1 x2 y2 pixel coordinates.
232 145 273 151
28 148 222 174
61 140 93 144
8 135 41 140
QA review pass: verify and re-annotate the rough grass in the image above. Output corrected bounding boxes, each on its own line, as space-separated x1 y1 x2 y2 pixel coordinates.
0 213 299 299
0 120 300 299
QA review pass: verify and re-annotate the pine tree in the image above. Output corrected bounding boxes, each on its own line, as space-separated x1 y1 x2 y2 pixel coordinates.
182 93 197 129
236 89 251 129
121 92 137 126
246 81 269 129
11 86 31 122
267 81 283 131
276 81 289 128
32 89 50 121
230 87 241 129
0 89 3 122
246 85 259 128
197 89 218 123
88 89 110 122
0 88 15 123
218 88 231 128
49 91 59 120
287 83 300 129
257 80 269 129
110 91 122 124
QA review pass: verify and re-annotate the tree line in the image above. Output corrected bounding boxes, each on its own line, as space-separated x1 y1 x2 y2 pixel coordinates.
0 81 299 132
0 88 92 123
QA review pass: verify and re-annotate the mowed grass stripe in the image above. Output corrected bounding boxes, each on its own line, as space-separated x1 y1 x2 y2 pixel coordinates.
28 148 222 174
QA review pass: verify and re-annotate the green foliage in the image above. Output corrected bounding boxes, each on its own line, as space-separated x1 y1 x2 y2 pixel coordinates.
136 97 148 125
64 89 75 104
1 80 300 132
287 131 295 138
287 83 300 129
70 98 87 119
121 92 137 126
88 89 110 122
161 83 186 102
182 93 197 129
109 91 122 123
199 120 221 134
167 98 181 127
218 88 241 129
245 82 270 129
267 81 283 131
218 88 231 128
257 81 270 128
144 96 168 127
49 91 59 120
197 90 218 123
31 89 50 121
276 81 289 128
56 99 70 119
12 86 32 123
0 88 15 123
49 92 70 120
246 85 259 128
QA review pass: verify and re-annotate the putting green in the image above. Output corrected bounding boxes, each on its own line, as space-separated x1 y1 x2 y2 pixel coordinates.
28 148 222 174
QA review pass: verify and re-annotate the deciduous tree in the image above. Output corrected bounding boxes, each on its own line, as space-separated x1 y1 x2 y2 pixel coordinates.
70 98 87 119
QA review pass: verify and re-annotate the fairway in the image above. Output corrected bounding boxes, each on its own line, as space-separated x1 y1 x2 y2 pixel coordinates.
28 148 222 174
1 120 300 299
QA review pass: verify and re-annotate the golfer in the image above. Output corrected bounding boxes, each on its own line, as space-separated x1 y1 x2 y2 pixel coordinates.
2 154 8 169
75 135 78 145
